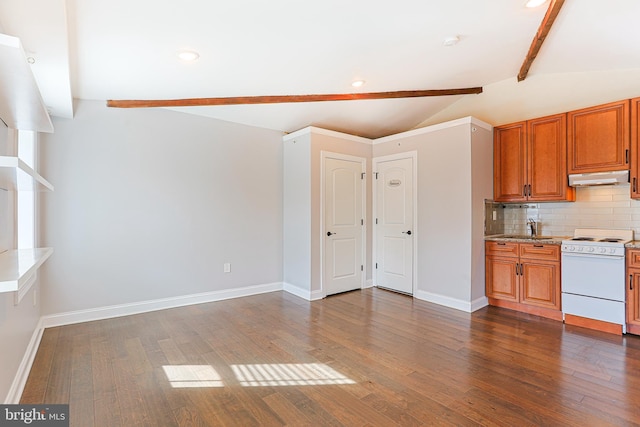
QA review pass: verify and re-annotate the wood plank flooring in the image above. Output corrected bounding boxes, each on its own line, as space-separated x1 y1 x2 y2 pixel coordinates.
21 288 640 426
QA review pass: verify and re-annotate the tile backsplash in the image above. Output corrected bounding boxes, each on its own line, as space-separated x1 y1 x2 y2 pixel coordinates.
486 184 640 239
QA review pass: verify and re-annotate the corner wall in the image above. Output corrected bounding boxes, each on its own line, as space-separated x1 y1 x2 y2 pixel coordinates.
372 118 492 311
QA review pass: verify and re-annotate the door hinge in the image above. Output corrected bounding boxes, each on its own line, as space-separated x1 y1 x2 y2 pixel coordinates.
376 218 378 225
361 219 364 226
375 263 378 269
361 172 365 179
375 172 379 179
361 265 363 271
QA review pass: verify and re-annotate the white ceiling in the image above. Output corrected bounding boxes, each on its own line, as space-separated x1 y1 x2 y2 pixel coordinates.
2 0 640 138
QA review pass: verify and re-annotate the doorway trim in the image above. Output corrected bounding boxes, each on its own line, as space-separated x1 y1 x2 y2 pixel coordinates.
320 151 367 297
372 151 418 295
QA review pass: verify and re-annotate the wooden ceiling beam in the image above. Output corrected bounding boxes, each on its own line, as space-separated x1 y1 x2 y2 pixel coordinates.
518 0 565 82
106 87 483 108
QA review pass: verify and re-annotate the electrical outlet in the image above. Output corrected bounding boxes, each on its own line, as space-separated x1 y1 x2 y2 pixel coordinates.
224 263 231 273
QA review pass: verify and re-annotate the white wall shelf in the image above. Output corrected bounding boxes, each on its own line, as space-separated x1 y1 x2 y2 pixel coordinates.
0 156 54 191
0 248 53 293
0 33 53 133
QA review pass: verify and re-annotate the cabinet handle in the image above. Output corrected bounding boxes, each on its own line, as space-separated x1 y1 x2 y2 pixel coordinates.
634 177 637 193
516 263 519 276
626 149 630 164
528 184 532 197
534 244 544 248
520 263 524 276
631 274 634 291
523 185 527 197
497 242 506 246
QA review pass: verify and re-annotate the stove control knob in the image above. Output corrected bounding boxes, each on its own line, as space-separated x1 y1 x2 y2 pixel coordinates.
588 247 595 252
577 246 583 252
568 245 575 251
599 247 606 253
610 247 616 254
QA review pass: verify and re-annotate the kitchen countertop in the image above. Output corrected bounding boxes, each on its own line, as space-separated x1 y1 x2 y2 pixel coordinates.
626 241 640 249
484 235 568 244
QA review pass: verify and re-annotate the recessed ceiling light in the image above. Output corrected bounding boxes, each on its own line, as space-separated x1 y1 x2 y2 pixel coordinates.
351 80 366 88
178 50 200 61
443 36 460 47
525 0 547 7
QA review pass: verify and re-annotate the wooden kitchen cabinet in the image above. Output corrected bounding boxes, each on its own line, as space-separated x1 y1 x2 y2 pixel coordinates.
630 97 640 199
626 248 640 335
494 114 574 202
485 241 561 320
494 122 526 202
567 100 630 174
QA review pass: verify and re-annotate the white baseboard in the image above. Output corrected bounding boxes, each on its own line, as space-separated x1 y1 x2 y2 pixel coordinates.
470 296 489 312
364 279 374 289
4 318 45 404
41 282 283 328
283 282 324 301
414 290 486 313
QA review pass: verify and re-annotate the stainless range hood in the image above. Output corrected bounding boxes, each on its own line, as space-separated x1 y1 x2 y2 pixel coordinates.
568 170 629 187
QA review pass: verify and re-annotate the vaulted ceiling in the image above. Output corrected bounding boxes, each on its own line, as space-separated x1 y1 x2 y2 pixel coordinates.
1 0 640 138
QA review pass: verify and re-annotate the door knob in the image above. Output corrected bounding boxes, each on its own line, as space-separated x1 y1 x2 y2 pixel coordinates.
327 231 336 236
402 230 412 235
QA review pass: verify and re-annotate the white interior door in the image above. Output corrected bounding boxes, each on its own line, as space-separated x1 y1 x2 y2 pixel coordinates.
324 156 364 296
375 156 414 294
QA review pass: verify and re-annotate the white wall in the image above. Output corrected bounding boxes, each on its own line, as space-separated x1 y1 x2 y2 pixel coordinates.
470 126 494 302
38 100 284 315
418 69 640 128
283 134 311 292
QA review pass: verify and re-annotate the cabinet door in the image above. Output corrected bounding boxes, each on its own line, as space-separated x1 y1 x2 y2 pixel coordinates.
520 260 560 310
567 100 630 174
631 98 640 199
628 269 640 335
486 256 519 302
494 122 526 202
527 114 574 202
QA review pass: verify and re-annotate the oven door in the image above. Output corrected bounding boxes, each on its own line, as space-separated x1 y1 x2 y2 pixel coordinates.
561 252 625 301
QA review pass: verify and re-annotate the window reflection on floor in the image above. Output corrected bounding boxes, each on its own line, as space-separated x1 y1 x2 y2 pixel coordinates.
162 363 355 388
231 363 356 387
162 365 225 388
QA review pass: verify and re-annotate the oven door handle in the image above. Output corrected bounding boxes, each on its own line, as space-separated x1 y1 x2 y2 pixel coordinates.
561 252 624 261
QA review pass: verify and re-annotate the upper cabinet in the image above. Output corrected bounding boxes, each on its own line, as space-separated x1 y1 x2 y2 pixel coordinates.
494 122 526 202
567 100 629 174
631 97 640 198
494 114 574 203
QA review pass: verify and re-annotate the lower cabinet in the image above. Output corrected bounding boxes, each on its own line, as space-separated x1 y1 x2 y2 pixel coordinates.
485 241 561 320
626 249 640 335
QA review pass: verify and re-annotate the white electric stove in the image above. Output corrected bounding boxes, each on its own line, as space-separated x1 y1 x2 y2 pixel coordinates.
561 228 633 333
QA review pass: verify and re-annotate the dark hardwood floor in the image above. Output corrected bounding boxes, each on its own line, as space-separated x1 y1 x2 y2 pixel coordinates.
21 288 640 426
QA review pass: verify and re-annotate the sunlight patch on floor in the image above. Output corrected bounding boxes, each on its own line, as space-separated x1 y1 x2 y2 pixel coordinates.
162 365 225 388
230 363 356 387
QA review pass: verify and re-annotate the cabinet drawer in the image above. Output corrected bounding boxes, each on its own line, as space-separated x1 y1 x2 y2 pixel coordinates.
485 241 519 257
519 243 560 261
627 249 640 268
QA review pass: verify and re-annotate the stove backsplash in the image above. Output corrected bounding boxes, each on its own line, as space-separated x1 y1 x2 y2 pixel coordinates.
486 184 640 238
